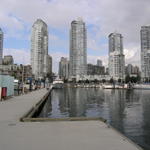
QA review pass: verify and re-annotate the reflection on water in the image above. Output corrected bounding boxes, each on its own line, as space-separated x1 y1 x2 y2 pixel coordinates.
39 88 150 150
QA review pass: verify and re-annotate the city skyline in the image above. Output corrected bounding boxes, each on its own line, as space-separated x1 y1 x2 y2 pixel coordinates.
1 0 150 73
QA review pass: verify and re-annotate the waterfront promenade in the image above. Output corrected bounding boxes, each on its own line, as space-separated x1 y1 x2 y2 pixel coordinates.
0 89 142 150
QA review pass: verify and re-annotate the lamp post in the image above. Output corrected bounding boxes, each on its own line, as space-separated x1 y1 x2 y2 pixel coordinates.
22 65 24 94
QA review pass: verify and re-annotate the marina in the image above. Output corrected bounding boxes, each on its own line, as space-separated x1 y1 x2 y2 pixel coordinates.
64 83 150 90
0 88 143 150
39 88 150 150
0 1 150 150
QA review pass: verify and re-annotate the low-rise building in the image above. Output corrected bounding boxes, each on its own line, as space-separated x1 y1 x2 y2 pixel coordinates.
0 64 32 82
3 55 14 65
87 64 105 75
97 59 103 66
0 74 14 100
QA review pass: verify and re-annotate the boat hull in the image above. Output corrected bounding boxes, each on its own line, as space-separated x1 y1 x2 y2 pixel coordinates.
52 83 64 89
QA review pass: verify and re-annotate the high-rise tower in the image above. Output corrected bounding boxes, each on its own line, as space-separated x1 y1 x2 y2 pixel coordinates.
141 26 150 81
59 57 69 80
108 33 125 80
0 28 3 65
69 18 87 79
31 19 48 79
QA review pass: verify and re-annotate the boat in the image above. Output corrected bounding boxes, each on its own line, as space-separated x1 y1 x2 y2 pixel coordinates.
133 84 150 90
52 79 64 89
102 84 114 89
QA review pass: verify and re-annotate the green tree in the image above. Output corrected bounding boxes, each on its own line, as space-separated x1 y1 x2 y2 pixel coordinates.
85 79 89 83
109 78 114 84
125 75 130 83
94 79 98 83
118 78 122 83
102 79 106 83
130 76 137 83
78 80 82 83
137 75 141 82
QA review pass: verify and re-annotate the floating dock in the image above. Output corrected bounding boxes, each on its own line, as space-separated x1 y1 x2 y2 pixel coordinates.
0 88 143 150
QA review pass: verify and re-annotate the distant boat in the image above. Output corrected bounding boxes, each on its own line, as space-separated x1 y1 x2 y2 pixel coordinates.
102 83 133 89
133 84 150 90
52 79 64 89
102 84 114 89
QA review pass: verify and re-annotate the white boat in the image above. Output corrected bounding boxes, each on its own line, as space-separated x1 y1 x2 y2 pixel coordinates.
52 79 64 89
102 84 114 89
133 84 150 89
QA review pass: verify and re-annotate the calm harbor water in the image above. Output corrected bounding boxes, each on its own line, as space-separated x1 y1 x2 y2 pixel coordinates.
39 88 150 150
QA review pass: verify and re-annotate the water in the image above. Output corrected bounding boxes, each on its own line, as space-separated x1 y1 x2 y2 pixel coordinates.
39 88 150 150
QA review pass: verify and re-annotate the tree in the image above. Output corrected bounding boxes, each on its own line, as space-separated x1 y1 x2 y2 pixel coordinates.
118 78 122 83
102 79 106 83
109 78 114 84
125 75 130 83
78 80 82 83
64 79 68 83
137 75 141 81
94 79 98 83
85 79 89 83
130 76 137 83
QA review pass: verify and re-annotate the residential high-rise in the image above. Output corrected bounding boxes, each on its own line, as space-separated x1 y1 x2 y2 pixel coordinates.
69 18 87 79
59 57 69 80
125 64 140 75
125 64 133 75
0 28 3 65
108 33 125 80
31 19 48 79
141 26 150 81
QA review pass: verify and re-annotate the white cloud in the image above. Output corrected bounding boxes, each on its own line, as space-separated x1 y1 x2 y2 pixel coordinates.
87 38 100 51
49 34 59 41
1 0 149 70
124 47 140 67
1 0 149 40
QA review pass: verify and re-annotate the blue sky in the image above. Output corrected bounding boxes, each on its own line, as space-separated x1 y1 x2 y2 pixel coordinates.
1 0 150 72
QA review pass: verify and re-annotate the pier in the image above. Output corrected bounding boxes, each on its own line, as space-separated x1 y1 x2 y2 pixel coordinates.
0 88 143 150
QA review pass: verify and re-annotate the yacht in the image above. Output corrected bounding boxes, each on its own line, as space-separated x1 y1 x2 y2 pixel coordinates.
133 84 150 89
52 79 64 89
102 84 115 89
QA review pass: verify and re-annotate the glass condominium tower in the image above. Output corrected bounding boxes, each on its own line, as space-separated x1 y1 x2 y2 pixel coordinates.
69 18 87 79
141 26 150 81
0 28 3 65
108 32 125 80
31 19 48 79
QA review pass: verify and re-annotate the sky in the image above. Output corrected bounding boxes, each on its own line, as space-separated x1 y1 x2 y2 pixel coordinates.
1 0 150 73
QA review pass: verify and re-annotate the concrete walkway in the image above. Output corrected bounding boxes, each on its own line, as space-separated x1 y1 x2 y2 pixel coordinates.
0 89 143 150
